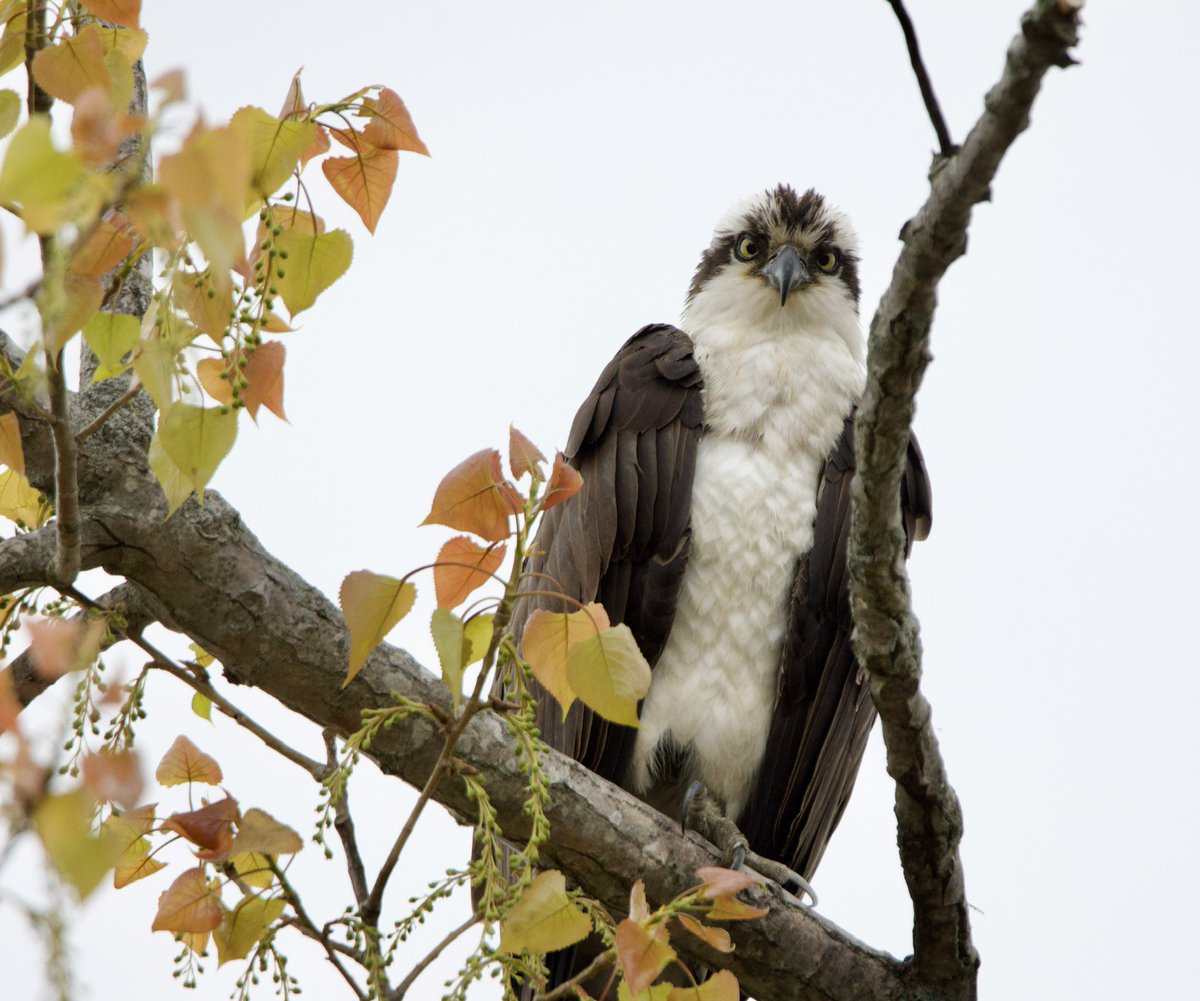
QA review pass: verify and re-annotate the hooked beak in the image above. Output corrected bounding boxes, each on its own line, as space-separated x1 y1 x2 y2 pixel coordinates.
763 245 809 306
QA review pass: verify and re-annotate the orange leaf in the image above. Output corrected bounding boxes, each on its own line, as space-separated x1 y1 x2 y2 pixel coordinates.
433 536 506 609
629 879 651 923
31 25 111 104
80 0 141 28
509 425 546 479
152 866 223 934
155 734 223 787
241 341 286 422
706 895 768 923
176 269 233 343
26 618 104 679
161 796 240 858
522 603 610 717
0 412 25 475
675 914 733 954
299 124 330 168
71 213 135 277
360 88 429 155
696 867 758 899
541 453 583 512
197 357 232 406
278 69 306 119
421 448 522 542
321 143 397 234
82 750 144 809
615 918 675 998
151 68 186 104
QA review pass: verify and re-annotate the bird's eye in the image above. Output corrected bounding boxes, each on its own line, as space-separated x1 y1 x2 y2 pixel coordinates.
734 235 760 261
815 249 840 273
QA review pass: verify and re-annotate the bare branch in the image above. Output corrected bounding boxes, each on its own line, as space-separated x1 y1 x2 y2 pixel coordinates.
323 728 370 908
390 913 479 1000
851 1 1083 997
75 385 141 443
885 0 956 156
43 351 81 586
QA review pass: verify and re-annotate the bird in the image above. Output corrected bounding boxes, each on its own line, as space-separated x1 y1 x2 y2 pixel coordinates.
514 183 931 972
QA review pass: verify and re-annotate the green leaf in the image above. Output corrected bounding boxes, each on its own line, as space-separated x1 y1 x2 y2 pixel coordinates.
565 624 651 728
157 402 238 499
498 870 591 955
191 691 212 722
274 228 352 315
231 106 317 206
83 311 140 377
0 88 20 139
148 431 193 517
0 115 90 233
214 893 285 966
338 570 416 685
430 608 465 709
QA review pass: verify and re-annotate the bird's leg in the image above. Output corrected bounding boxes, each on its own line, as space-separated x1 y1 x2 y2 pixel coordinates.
681 781 818 906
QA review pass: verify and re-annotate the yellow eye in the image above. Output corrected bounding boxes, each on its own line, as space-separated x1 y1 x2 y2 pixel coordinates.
815 249 840 273
734 235 760 261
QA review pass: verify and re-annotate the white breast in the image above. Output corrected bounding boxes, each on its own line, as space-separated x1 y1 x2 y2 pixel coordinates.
627 296 864 820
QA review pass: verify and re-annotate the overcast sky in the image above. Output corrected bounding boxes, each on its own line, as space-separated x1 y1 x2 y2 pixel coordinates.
4 2 1199 999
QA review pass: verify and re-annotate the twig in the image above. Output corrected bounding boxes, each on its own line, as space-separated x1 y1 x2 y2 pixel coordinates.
270 860 369 1001
389 913 480 1000
533 949 615 1001
851 1 1082 996
75 384 140 442
885 0 956 156
322 728 370 907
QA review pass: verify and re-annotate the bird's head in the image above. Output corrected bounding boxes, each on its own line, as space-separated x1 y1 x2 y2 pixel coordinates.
682 184 861 343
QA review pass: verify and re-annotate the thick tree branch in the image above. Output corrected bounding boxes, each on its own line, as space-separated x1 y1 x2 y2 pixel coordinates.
850 1 1082 998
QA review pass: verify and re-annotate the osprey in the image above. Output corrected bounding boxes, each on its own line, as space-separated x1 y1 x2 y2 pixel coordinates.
519 184 931 895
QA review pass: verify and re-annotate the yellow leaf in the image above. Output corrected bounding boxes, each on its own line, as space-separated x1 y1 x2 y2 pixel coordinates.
31 25 111 105
566 624 651 728
34 789 117 899
80 0 141 28
0 468 47 527
615 918 676 998
359 88 429 155
175 269 232 343
230 106 317 205
462 613 495 668
159 124 251 273
102 805 167 889
665 971 739 1001
148 430 193 517
0 87 20 139
430 608 465 709
322 143 398 234
152 866 224 934
230 851 274 889
498 870 591 955
83 311 139 375
522 604 610 719
274 227 352 315
188 642 215 667
191 691 212 722
99 24 147 62
230 808 302 856
214 893 285 966
617 983 673 1001
0 411 25 475
339 570 416 685
157 402 238 499
421 448 523 543
0 9 28 77
0 116 90 234
155 734 223 787
433 536 506 609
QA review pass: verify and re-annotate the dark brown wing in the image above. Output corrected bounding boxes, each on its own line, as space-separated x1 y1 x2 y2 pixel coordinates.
738 415 932 880
515 323 704 784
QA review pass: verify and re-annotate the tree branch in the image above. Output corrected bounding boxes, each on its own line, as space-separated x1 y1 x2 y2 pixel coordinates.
850 1 1082 998
885 0 956 156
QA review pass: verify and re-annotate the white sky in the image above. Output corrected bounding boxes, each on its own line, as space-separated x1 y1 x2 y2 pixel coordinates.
4 2 1200 999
